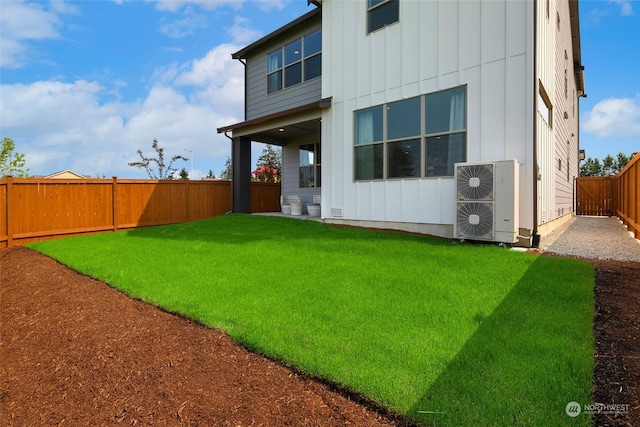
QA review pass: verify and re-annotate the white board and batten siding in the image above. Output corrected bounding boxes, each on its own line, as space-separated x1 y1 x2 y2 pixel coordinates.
321 0 535 236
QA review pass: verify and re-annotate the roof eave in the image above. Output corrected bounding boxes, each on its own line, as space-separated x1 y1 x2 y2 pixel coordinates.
217 97 332 135
569 0 586 96
232 7 321 60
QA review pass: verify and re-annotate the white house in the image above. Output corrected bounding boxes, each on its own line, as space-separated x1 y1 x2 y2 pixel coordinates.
218 0 585 246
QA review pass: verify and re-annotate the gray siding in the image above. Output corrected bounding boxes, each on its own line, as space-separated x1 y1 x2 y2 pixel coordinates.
244 20 322 121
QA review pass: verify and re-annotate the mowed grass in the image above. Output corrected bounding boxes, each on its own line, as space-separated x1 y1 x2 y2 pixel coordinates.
28 214 594 426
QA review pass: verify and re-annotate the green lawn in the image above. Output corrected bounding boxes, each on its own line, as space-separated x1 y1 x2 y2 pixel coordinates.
28 214 594 426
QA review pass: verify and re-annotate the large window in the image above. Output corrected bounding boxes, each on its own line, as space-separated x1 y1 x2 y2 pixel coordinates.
299 143 321 188
367 0 399 33
267 29 321 94
354 86 467 180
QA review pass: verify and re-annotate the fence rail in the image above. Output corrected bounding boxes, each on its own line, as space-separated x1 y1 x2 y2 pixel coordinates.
0 177 281 248
576 153 640 238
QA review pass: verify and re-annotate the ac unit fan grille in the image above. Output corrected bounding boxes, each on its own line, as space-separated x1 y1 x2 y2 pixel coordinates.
456 163 494 200
456 201 494 239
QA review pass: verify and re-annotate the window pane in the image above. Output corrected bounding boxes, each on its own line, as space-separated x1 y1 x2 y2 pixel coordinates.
388 138 420 178
299 166 315 188
284 63 302 87
267 71 282 93
425 86 466 134
299 144 315 166
304 54 321 80
387 96 420 140
355 106 383 144
355 144 383 180
368 0 386 9
284 39 302 65
368 0 399 33
267 50 282 73
304 29 321 57
426 133 466 177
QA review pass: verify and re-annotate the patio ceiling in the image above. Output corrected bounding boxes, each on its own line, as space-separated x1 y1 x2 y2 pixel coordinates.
217 98 329 146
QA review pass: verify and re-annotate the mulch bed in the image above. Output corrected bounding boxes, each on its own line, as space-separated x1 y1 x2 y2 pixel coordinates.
1 246 639 426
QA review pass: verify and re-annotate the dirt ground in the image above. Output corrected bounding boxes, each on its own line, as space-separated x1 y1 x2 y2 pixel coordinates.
1 246 638 426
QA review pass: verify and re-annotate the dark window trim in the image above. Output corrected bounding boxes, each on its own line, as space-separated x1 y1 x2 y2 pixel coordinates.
353 86 468 181
266 28 322 95
299 142 321 188
367 0 400 34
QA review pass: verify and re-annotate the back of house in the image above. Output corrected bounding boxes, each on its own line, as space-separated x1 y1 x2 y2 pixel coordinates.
218 0 585 246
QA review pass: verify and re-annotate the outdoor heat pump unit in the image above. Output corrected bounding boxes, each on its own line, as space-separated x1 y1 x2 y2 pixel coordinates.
454 159 519 243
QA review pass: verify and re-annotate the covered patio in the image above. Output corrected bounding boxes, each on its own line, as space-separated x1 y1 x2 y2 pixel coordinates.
217 99 330 215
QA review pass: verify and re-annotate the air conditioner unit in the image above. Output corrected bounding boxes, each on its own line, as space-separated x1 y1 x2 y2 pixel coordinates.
454 160 519 243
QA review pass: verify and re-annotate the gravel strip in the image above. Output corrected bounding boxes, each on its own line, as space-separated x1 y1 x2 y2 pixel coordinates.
543 216 640 262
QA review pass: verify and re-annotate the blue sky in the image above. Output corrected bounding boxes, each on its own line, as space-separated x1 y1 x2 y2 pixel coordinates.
0 0 638 179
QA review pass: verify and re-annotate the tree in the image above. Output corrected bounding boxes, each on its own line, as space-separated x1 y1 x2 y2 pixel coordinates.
219 156 232 179
179 168 189 180
206 169 215 179
616 152 630 172
1 137 29 177
580 152 632 177
128 139 188 179
253 144 282 183
602 154 616 176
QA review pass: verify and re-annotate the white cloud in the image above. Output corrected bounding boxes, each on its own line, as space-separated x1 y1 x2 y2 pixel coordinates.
228 16 261 44
151 0 241 12
582 97 640 137
173 43 245 111
609 0 633 16
158 6 208 38
0 54 242 178
0 0 62 67
253 0 286 12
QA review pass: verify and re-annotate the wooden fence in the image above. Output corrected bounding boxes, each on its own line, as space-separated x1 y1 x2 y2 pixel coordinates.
0 177 281 248
576 153 640 238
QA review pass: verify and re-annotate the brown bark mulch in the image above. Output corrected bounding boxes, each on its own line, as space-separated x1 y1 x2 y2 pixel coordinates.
1 246 639 426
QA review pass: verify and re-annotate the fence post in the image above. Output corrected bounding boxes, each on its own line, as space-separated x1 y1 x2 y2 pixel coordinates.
5 175 13 248
112 176 118 232
185 179 189 222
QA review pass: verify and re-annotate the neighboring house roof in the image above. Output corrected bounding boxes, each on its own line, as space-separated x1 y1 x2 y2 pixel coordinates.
44 170 88 179
231 7 320 59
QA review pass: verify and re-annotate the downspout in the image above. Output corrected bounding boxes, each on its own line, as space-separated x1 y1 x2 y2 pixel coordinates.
238 58 247 120
531 0 540 248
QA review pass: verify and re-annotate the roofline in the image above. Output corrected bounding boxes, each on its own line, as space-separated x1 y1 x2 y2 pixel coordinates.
217 97 332 134
232 7 321 60
569 0 586 97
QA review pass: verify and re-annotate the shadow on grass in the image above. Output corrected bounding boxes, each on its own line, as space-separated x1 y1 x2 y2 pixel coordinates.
408 255 594 427
123 214 450 247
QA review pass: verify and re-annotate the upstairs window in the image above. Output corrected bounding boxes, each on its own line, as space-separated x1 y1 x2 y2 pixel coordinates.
267 29 322 94
367 0 399 33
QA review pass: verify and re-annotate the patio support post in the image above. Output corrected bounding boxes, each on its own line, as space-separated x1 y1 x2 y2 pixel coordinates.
231 136 251 213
